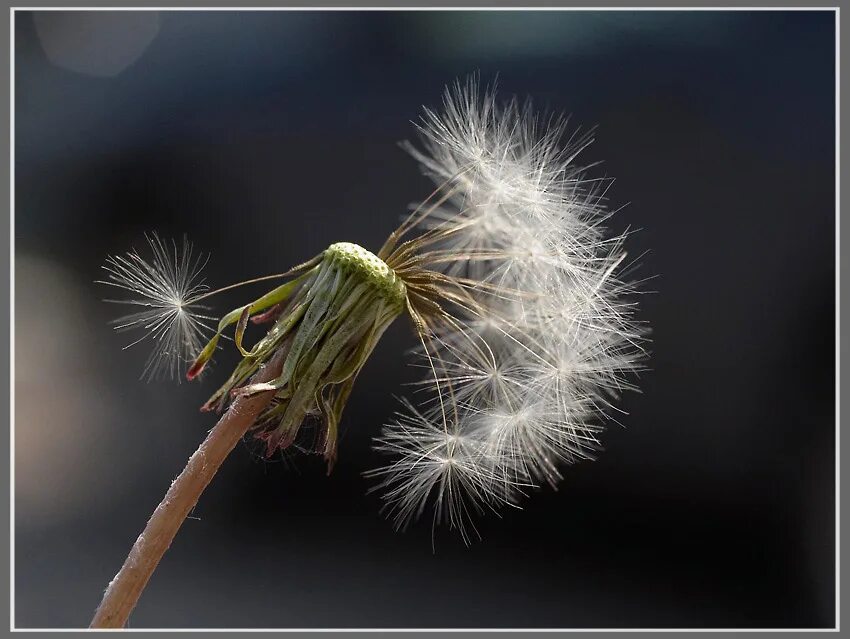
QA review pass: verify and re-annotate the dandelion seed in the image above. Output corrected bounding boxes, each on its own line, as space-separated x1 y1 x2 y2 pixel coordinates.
99 233 213 382
369 400 524 544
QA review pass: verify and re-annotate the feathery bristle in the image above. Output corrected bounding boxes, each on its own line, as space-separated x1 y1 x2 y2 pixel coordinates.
370 77 648 538
99 233 213 382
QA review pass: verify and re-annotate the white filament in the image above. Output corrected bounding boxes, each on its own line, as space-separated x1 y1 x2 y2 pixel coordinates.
99 233 213 382
370 77 648 540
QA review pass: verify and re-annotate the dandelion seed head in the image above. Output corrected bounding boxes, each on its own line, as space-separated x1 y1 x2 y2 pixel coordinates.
98 233 213 382
370 76 648 539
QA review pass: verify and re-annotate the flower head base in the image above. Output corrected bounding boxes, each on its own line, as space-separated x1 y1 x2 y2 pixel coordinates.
325 242 406 309
186 242 405 471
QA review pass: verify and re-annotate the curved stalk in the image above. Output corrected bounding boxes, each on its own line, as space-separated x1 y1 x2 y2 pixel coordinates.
89 349 288 629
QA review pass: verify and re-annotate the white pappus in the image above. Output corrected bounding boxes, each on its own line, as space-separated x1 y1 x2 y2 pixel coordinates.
99 233 214 382
367 78 648 542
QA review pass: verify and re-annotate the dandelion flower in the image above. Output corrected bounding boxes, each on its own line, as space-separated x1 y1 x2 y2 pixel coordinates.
92 77 647 627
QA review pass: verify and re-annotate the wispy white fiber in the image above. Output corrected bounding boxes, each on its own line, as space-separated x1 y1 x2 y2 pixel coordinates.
99 233 213 382
370 77 647 540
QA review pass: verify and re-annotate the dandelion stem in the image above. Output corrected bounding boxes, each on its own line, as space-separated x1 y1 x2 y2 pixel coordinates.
89 348 288 629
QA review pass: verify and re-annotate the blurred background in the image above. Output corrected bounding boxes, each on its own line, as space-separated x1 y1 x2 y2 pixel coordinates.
13 10 835 629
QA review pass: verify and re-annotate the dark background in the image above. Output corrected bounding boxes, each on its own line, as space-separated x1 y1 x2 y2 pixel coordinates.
13 10 836 629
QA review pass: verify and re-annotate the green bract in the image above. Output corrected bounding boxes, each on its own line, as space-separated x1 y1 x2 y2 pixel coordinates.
188 242 407 470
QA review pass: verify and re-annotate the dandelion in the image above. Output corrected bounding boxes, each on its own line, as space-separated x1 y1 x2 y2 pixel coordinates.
91 77 647 628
